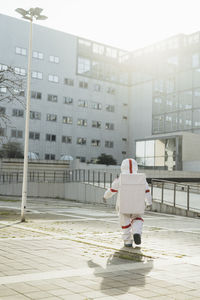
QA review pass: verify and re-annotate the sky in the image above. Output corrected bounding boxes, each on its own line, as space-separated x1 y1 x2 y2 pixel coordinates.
1 0 200 51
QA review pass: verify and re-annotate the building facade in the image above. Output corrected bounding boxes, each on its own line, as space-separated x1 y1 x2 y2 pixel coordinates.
1 14 200 169
0 14 129 163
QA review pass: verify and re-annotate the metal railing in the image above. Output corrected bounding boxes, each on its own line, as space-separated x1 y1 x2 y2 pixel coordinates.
1 170 199 213
151 179 200 213
0 169 117 187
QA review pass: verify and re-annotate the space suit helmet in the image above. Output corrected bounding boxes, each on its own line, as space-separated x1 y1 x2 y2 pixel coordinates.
121 158 138 174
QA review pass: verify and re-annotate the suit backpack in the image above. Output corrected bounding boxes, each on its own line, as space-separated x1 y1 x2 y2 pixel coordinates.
119 173 146 214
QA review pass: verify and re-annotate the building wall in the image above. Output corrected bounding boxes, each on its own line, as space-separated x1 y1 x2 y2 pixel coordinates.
127 81 153 157
0 14 129 164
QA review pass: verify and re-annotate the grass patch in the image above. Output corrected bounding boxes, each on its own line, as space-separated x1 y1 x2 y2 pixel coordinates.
0 198 19 202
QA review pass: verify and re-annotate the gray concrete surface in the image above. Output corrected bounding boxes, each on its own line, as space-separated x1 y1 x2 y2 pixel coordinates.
0 197 200 299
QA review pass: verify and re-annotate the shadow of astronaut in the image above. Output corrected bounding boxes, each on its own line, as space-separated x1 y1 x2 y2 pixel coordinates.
88 246 153 297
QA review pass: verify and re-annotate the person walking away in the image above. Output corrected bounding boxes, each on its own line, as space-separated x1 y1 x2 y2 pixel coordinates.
103 158 152 247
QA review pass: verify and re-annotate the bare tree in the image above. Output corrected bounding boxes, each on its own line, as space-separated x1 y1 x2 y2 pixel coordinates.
0 65 25 128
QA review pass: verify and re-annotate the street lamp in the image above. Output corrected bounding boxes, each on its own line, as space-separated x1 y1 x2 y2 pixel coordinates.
15 7 47 222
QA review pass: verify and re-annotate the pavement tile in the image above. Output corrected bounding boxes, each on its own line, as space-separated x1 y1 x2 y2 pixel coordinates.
184 290 200 297
172 293 197 300
59 294 87 300
0 200 200 300
0 296 30 300
115 294 143 299
49 288 77 296
132 289 159 298
24 291 52 299
0 287 18 297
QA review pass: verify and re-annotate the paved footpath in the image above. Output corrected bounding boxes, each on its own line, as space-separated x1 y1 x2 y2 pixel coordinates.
0 197 200 300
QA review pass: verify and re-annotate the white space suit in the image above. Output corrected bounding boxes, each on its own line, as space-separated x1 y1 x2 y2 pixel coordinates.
103 158 152 246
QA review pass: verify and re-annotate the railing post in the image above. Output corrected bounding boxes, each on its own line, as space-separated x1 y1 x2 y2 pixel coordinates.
110 173 112 188
93 171 95 186
54 171 56 183
161 182 164 203
187 185 190 212
98 171 100 187
83 169 85 182
104 172 106 188
173 183 176 207
44 171 45 182
151 180 153 199
88 170 90 184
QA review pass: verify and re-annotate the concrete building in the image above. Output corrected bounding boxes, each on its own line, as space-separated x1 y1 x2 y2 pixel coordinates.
1 13 200 170
0 14 129 164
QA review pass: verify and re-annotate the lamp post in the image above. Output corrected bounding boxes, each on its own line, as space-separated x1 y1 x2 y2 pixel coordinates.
15 8 47 222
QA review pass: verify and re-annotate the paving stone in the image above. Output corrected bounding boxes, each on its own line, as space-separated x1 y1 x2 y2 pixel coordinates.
0 200 200 300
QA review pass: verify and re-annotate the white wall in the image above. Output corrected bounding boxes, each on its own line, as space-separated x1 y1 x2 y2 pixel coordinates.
128 81 153 157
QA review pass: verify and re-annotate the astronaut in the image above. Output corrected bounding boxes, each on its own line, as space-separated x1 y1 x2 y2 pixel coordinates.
103 158 152 247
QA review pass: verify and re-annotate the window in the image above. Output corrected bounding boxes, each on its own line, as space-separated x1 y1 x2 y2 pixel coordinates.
15 67 26 76
15 47 27 56
106 105 115 112
0 107 6 114
0 87 7 93
46 114 57 122
13 89 25 97
32 71 42 79
76 156 86 162
123 116 128 120
122 151 127 155
31 91 42 99
62 136 72 144
93 43 104 55
11 129 23 138
192 53 199 68
107 87 115 95
79 80 88 89
78 57 91 75
105 141 114 148
106 47 117 58
30 111 41 120
105 123 114 130
48 74 59 83
49 55 59 63
78 39 91 48
64 78 74 86
77 137 87 145
123 103 128 106
64 97 73 104
94 84 101 92
0 64 8 71
45 153 55 160
46 134 56 142
12 109 24 117
92 121 101 128
91 102 102 110
78 99 88 107
91 139 100 147
77 119 87 126
48 94 58 102
33 51 44 60
0 128 6 136
122 138 127 142
63 116 73 124
29 132 40 140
